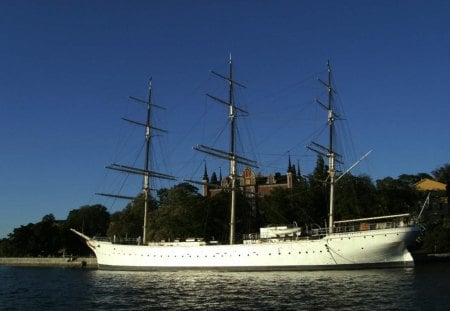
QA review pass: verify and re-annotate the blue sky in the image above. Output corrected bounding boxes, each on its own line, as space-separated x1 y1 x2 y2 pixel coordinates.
1 0 449 238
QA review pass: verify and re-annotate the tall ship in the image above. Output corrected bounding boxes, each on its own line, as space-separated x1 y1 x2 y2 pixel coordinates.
72 59 420 270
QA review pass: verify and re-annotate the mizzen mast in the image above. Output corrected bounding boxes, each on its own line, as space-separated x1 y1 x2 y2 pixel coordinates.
195 55 257 244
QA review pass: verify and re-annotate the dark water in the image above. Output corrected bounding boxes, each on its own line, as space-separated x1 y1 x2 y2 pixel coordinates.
1 263 449 310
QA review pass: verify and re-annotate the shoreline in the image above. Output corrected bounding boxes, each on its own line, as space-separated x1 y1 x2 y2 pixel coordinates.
0 257 97 268
1 253 448 269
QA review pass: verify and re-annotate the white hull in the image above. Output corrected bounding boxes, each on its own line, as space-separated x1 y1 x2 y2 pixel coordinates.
74 226 419 271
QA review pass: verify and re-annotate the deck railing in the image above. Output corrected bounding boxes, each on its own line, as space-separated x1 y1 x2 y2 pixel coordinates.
244 214 413 241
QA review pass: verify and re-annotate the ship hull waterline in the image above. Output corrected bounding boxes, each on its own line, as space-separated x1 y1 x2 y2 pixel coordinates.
73 226 419 271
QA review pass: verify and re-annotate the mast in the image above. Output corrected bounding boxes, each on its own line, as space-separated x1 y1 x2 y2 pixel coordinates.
135 79 177 244
326 60 336 234
142 80 152 245
97 79 175 245
228 55 239 245
308 60 339 234
194 55 257 245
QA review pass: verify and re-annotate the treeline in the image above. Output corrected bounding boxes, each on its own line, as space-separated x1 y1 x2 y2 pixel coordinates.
0 205 110 257
1 161 449 257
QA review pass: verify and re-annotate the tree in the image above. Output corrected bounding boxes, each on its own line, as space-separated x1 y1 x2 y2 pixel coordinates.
432 164 450 205
32 214 62 256
398 174 428 186
65 205 110 255
202 191 229 242
66 205 110 236
334 174 379 219
261 187 311 226
147 183 205 242
419 223 450 253
107 194 148 239
376 177 418 215
0 238 13 257
432 163 450 184
6 223 35 256
2 214 63 257
307 155 329 224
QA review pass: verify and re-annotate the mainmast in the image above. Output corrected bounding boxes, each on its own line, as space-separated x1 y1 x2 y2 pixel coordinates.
97 79 175 244
195 55 257 244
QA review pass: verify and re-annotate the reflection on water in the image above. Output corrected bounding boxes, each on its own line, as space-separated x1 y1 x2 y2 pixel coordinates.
1 264 449 310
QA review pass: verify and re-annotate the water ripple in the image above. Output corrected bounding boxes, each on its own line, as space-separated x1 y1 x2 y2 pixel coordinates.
1 264 449 310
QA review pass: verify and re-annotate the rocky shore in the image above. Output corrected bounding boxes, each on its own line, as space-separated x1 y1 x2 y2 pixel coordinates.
0 257 97 268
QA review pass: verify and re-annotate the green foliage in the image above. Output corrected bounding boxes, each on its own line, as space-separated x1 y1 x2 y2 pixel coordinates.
419 223 450 253
106 194 154 239
202 192 230 242
335 174 380 219
432 163 450 184
376 177 419 215
66 204 110 236
261 187 312 226
64 205 110 255
1 214 63 257
147 183 205 242
432 163 450 201
306 155 329 224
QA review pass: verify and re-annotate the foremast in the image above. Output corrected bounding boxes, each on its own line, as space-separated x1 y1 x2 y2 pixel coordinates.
308 60 339 234
195 55 257 244
98 79 175 244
